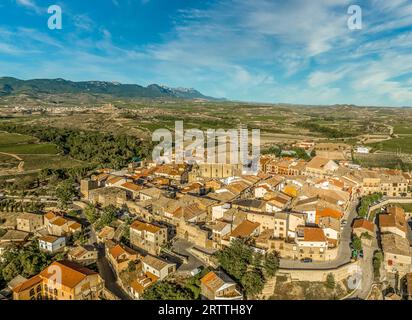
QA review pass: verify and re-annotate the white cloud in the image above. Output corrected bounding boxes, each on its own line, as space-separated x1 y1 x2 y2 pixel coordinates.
15 0 41 14
308 70 346 88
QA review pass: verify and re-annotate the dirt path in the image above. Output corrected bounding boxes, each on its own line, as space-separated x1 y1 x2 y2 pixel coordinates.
0 152 24 173
0 152 23 161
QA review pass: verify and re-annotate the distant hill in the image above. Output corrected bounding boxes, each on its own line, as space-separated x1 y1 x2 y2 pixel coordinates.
0 77 224 101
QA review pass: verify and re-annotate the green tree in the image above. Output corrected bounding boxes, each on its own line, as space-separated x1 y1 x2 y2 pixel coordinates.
0 242 50 282
96 205 117 229
55 179 77 209
215 239 253 281
142 281 194 300
127 260 137 272
325 273 335 289
293 147 310 160
263 252 279 277
84 204 99 223
352 234 362 251
373 251 383 280
240 270 264 298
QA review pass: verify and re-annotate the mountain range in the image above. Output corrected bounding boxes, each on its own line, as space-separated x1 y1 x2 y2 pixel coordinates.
0 77 223 101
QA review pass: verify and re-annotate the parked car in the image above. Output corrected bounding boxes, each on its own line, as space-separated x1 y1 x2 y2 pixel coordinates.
301 258 313 263
359 250 364 258
341 219 348 226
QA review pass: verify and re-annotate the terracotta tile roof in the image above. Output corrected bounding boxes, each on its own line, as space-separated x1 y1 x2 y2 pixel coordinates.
130 272 158 294
302 227 327 242
121 182 142 192
352 219 375 233
109 244 136 260
12 275 42 293
316 207 343 223
106 176 124 185
379 206 407 233
306 156 334 170
142 255 170 271
50 217 67 227
130 220 162 234
68 245 95 259
283 185 297 197
109 244 126 260
39 235 59 243
44 212 57 220
146 272 159 282
69 222 82 231
201 271 234 292
98 226 115 239
40 260 97 289
226 182 249 195
201 271 225 291
230 220 260 238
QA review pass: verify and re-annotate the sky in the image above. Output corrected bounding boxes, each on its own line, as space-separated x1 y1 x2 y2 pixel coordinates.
0 0 412 106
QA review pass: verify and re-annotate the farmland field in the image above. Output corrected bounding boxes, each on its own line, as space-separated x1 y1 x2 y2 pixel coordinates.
0 132 38 145
370 135 412 154
20 154 84 171
0 131 83 174
0 143 58 154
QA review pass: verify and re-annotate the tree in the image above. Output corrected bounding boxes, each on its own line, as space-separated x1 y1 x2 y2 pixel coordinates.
142 281 194 300
215 240 274 297
55 179 76 209
0 242 50 282
215 239 253 281
263 252 279 277
325 273 335 289
240 270 264 298
84 204 99 223
293 147 310 160
352 234 362 251
96 205 117 229
127 261 137 272
373 251 383 280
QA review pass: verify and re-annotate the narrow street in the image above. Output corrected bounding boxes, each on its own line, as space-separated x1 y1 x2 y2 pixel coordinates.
76 203 131 300
96 245 132 301
348 244 376 299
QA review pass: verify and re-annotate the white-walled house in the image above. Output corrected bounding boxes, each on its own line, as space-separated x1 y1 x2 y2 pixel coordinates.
38 235 66 254
211 203 231 221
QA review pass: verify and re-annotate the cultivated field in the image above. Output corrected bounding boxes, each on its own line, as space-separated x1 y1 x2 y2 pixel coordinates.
2 95 412 172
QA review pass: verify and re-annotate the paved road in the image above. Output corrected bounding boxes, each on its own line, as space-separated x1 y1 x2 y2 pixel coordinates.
348 244 376 299
171 239 206 272
279 199 359 270
346 215 384 300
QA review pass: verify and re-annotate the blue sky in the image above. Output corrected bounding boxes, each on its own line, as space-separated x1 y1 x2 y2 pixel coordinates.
0 0 412 106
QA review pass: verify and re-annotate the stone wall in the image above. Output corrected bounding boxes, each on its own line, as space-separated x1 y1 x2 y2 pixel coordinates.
277 261 360 282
